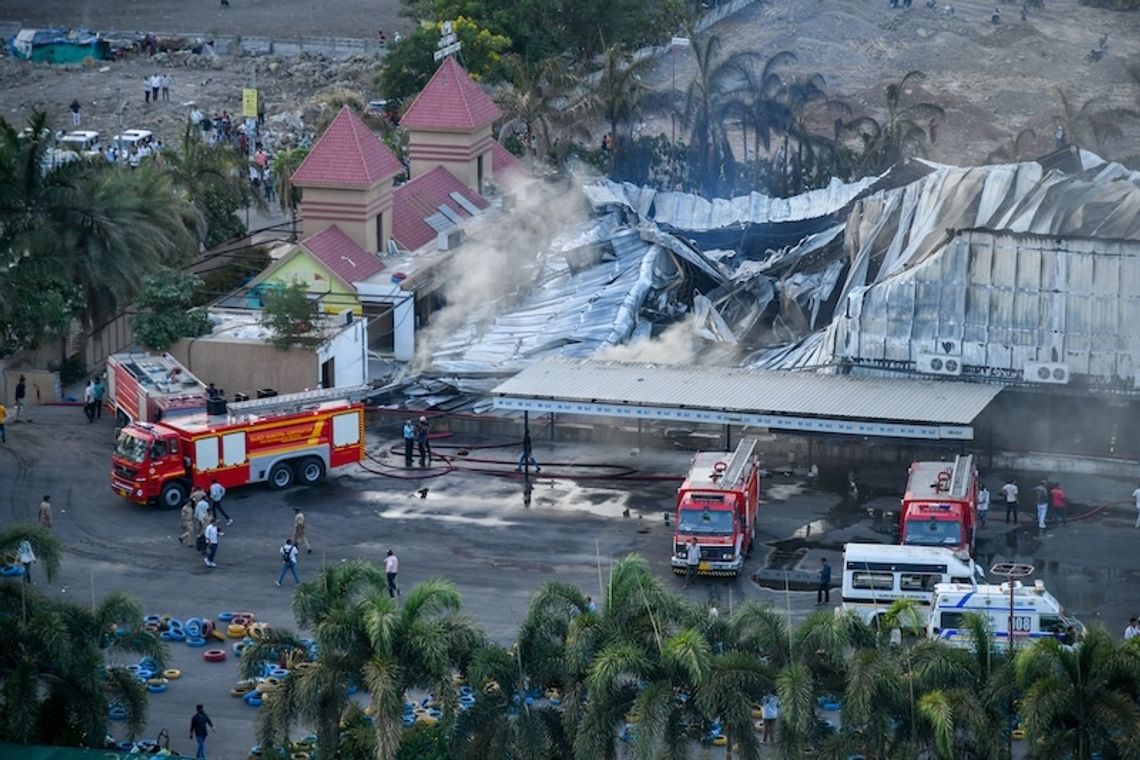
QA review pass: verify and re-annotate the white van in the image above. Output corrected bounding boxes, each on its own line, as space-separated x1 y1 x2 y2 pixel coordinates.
927 580 1084 649
112 129 154 151
58 130 102 156
841 543 983 626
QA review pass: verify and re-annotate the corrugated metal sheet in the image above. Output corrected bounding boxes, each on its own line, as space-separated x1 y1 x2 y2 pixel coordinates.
493 358 1002 425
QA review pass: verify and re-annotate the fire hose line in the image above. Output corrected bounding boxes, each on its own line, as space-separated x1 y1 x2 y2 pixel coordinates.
1069 498 1129 522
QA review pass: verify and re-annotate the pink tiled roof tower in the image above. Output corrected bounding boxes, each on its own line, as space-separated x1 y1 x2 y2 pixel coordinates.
401 57 502 132
292 106 403 188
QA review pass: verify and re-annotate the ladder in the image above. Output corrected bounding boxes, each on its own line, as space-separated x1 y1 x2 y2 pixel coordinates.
948 454 974 499
227 384 373 418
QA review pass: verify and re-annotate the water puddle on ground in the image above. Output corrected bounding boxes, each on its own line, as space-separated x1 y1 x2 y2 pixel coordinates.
764 482 805 501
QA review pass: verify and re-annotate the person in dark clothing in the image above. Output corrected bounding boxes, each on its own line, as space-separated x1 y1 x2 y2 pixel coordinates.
189 704 214 759
817 557 832 605
416 416 431 466
516 430 540 472
402 419 416 467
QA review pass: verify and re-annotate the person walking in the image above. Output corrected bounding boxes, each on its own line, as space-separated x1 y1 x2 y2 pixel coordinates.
1125 617 1138 640
817 557 832 605
13 374 27 422
189 704 214 759
1034 480 1049 529
1050 482 1067 525
17 539 35 584
69 98 81 126
685 536 701 587
208 479 232 526
93 375 106 419
203 517 220 567
761 693 779 744
178 498 194 545
292 507 311 554
1001 478 1019 523
977 483 990 528
150 74 160 103
416 416 432 466
143 76 151 104
161 73 171 101
516 429 541 473
402 419 416 467
82 379 97 423
193 490 210 549
38 495 53 529
276 538 299 586
385 549 400 597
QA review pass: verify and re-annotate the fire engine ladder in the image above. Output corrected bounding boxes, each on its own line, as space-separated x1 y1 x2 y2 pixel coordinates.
721 438 759 485
227 384 373 418
947 454 974 499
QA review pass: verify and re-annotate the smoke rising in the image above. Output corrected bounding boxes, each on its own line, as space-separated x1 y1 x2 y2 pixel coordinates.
412 176 592 371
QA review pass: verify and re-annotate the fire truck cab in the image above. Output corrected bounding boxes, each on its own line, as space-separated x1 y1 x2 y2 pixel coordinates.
112 386 368 508
670 439 761 578
899 455 979 555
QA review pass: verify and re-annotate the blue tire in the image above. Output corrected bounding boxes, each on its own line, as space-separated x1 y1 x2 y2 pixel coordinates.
218 611 235 622
147 683 167 694
186 636 207 647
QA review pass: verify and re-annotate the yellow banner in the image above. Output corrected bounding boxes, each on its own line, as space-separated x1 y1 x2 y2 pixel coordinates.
242 88 259 118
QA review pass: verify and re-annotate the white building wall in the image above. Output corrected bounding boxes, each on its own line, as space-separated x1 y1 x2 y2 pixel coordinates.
316 318 367 387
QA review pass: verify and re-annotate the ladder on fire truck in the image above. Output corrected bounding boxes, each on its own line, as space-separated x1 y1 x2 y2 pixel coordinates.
714 438 758 486
942 454 974 499
227 384 373 418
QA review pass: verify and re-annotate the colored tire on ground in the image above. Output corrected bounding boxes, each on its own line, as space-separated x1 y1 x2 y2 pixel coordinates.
218 612 235 622
204 649 227 663
210 629 226 641
163 669 182 680
147 683 167 694
227 623 248 638
186 636 207 647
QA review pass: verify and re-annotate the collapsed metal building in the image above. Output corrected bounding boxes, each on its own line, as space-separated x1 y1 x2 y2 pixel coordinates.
412 147 1140 458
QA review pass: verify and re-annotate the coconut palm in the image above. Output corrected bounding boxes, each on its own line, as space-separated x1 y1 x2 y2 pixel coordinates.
680 34 757 195
0 524 62 583
1054 88 1138 158
986 127 1038 164
162 124 257 247
0 582 165 746
589 45 660 175
496 54 589 165
1014 624 1140 760
841 70 945 176
241 561 482 760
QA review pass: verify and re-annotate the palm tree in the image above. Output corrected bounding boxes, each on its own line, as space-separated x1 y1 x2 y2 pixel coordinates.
721 51 796 168
0 524 62 582
1015 625 1140 759
496 54 589 165
986 127 1038 164
242 561 482 760
271 147 309 240
1054 88 1138 158
162 124 256 247
680 34 757 195
0 582 165 746
841 70 945 176
590 45 659 174
772 74 851 195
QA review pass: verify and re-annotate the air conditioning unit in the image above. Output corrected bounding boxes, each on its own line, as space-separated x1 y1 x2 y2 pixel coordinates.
916 353 963 376
1023 361 1070 384
437 229 462 251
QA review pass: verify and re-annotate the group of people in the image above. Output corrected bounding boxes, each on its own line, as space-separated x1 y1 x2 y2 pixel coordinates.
996 477 1067 529
177 480 232 567
402 416 433 467
82 376 107 423
143 73 172 104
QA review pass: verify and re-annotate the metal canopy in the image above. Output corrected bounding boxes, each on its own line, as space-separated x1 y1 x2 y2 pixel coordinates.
492 359 1004 441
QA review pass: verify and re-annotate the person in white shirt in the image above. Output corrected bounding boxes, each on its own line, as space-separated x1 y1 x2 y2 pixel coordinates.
1132 485 1140 529
203 518 220 567
1001 479 1019 524
209 479 232 525
977 484 990 527
193 496 210 548
384 550 399 598
161 73 171 101
276 539 299 586
1125 617 1138 640
83 379 97 423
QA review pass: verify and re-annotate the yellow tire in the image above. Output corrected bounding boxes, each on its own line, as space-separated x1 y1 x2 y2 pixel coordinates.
227 623 248 638
230 688 249 698
163 669 182 680
416 714 438 725
146 677 168 687
751 707 763 719
1012 729 1026 741
210 629 225 641
712 736 728 747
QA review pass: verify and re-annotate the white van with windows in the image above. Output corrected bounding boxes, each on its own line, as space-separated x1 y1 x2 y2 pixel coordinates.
841 543 983 626
927 580 1084 649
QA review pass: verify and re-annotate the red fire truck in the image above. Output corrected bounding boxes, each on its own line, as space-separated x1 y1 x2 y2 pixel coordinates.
106 352 207 424
670 439 761 578
898 455 979 555
112 386 369 508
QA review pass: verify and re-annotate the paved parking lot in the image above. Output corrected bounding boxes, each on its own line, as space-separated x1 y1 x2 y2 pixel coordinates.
2 405 1137 757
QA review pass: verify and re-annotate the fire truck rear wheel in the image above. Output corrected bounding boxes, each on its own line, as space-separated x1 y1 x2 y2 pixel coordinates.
268 462 295 490
160 481 188 510
298 458 325 485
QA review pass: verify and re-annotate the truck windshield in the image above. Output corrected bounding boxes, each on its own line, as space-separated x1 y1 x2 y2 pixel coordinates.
678 508 734 535
904 519 962 546
114 431 148 464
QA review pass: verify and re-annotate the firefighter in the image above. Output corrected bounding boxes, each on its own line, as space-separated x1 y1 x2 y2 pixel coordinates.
416 416 432 466
292 507 312 554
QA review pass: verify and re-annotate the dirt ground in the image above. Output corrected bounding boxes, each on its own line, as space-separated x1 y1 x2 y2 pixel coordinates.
1 0 1139 177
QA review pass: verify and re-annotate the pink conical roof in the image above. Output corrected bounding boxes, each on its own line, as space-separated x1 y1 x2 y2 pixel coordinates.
401 57 502 132
291 106 403 188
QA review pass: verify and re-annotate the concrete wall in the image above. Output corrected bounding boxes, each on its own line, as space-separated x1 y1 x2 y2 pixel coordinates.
407 127 493 192
169 338 316 397
2 369 61 407
297 183 393 252
316 319 367 387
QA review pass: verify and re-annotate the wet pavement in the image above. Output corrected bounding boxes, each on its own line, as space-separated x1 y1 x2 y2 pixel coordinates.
1 405 1137 756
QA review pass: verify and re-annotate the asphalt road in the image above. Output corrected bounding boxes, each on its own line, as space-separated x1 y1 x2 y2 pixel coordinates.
2 404 1137 757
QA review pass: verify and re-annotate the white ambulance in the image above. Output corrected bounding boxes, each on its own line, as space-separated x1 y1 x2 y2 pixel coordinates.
927 580 1084 649
841 543 983 626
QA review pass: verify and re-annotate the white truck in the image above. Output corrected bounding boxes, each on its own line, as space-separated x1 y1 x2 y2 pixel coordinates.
841 543 983 626
927 580 1084 649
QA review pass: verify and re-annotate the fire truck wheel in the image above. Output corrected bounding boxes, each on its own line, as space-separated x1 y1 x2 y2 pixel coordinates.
159 481 188 510
297 458 325 486
268 462 295 490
